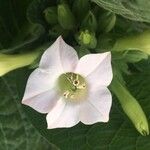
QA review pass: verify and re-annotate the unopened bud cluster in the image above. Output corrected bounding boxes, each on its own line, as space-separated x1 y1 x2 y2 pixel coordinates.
43 0 116 49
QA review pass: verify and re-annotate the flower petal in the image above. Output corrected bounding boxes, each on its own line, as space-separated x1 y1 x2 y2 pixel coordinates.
22 68 59 113
46 98 80 129
22 90 59 113
79 87 112 124
75 52 112 86
39 36 78 72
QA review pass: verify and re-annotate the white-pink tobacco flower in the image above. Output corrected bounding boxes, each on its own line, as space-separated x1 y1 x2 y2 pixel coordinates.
22 36 113 129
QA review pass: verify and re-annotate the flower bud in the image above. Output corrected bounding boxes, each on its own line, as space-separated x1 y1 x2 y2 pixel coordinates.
111 78 149 136
43 7 58 25
81 11 97 32
57 3 76 30
98 12 116 33
72 0 90 21
0 51 39 76
76 30 97 49
113 30 150 55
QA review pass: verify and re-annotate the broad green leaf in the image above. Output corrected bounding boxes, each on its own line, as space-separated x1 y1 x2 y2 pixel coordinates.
0 0 45 54
0 69 57 150
23 63 150 149
0 22 46 54
0 0 30 48
92 0 150 23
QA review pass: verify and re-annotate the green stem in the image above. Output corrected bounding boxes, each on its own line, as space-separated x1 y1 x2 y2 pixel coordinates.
110 77 149 136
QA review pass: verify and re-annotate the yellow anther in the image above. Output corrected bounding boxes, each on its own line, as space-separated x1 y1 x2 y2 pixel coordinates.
73 80 80 86
70 94 75 99
77 83 86 89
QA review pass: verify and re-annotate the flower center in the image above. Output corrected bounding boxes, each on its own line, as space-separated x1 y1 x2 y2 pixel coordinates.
57 72 87 101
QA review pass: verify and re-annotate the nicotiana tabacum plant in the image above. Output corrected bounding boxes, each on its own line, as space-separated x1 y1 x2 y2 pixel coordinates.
20 36 149 135
22 36 113 128
0 0 150 138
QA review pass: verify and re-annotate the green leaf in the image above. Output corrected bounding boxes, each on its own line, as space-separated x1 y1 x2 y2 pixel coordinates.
0 0 45 54
0 69 57 150
92 0 150 23
0 0 30 48
1 24 45 54
132 57 150 74
23 63 150 149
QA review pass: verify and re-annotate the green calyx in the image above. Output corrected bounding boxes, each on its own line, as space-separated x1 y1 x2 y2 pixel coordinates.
77 30 97 49
98 12 116 33
57 3 76 30
79 30 91 45
43 7 58 25
72 0 90 21
81 11 97 32
57 72 88 101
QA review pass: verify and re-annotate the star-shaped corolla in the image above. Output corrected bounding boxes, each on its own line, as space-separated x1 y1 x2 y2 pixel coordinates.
22 36 113 129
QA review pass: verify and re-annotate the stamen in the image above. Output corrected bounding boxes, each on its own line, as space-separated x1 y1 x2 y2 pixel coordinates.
63 91 70 98
70 73 74 80
58 72 87 101
76 74 79 80
73 80 80 86
77 83 86 89
70 94 75 99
